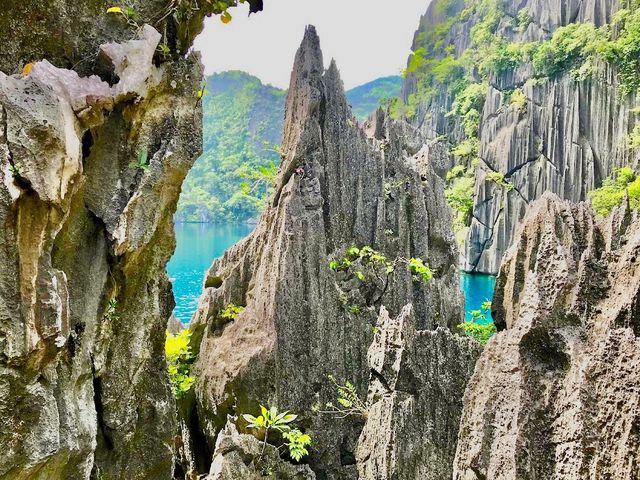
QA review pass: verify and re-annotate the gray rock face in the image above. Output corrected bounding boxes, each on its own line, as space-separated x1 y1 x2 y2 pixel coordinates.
454 193 640 479
209 421 315 480
357 305 481 480
189 26 466 478
404 0 639 274
0 18 202 480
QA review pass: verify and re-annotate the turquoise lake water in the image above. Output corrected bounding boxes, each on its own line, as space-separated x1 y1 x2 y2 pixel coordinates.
167 223 254 322
168 223 496 323
460 272 496 323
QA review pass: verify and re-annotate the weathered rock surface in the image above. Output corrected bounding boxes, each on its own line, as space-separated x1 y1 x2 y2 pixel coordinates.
357 305 481 480
454 193 640 479
404 0 639 274
0 13 204 480
208 421 315 480
188 26 469 478
0 0 263 76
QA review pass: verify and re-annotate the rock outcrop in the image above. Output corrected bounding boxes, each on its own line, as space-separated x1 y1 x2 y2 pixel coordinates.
0 0 253 476
208 421 315 479
188 26 473 478
404 0 639 274
357 305 481 480
454 193 640 479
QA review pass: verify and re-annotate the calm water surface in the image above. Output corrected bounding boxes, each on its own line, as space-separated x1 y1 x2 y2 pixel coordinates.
168 223 496 323
168 223 253 322
461 272 496 323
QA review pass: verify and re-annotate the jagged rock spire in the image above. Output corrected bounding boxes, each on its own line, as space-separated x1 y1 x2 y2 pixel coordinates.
189 27 472 478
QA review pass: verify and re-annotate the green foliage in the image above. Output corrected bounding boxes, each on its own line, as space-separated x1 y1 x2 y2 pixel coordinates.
451 138 479 159
459 321 497 345
516 8 533 32
486 171 514 191
243 406 311 462
282 429 312 462
509 88 527 112
445 173 475 228
601 6 640 96
345 76 403 121
458 300 496 345
165 329 195 399
177 72 286 223
321 375 370 419
103 299 119 321
243 405 298 432
589 167 640 216
409 258 433 282
129 149 149 171
219 303 245 321
532 22 608 79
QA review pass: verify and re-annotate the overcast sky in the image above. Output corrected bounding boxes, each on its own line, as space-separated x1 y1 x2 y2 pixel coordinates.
194 0 430 90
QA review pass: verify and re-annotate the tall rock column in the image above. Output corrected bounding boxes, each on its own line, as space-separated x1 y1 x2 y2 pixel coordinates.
188 26 474 478
0 0 251 476
454 193 640 479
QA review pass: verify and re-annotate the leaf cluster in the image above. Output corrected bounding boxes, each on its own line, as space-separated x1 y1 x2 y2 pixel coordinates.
219 303 245 321
165 329 195 399
589 167 640 217
458 299 496 345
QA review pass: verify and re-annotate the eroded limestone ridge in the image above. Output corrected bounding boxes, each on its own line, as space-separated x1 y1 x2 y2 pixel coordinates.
0 20 202 480
454 193 640 479
403 0 639 275
186 26 480 478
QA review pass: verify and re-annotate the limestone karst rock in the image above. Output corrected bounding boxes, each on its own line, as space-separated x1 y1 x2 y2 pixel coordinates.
403 0 639 274
0 3 219 477
208 421 315 480
356 305 481 480
187 26 474 477
454 193 640 479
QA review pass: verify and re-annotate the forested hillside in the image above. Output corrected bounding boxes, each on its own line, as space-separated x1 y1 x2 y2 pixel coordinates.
346 75 402 120
176 72 402 222
176 71 285 223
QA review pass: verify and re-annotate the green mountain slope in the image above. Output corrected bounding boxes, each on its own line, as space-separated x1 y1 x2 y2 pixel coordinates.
346 76 402 121
177 71 286 223
176 72 402 222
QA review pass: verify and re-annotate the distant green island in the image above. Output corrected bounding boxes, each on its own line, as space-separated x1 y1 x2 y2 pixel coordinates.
176 71 402 223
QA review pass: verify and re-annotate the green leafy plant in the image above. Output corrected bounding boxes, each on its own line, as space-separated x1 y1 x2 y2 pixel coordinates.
445 171 475 236
328 246 433 313
242 406 311 461
106 5 139 28
589 166 640 216
459 321 497 345
103 298 120 321
516 8 533 32
509 88 527 112
458 300 496 345
486 171 514 191
8 162 20 178
129 149 149 171
219 303 245 321
165 329 195 399
319 375 370 419
409 258 433 282
282 429 312 462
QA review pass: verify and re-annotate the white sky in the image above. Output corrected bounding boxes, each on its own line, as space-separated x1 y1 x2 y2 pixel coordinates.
194 0 431 89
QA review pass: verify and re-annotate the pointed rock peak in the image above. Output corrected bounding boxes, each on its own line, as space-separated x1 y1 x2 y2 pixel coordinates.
291 25 324 80
325 58 342 85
